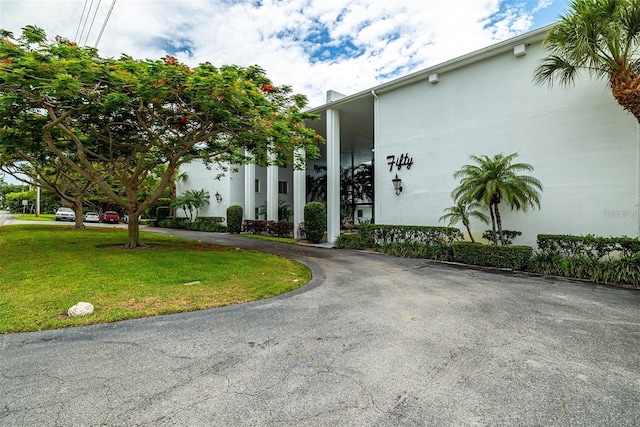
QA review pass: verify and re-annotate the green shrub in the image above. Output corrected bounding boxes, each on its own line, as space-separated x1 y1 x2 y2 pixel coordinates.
335 234 368 250
482 229 522 245
156 206 170 221
267 221 293 238
304 202 326 243
537 234 640 259
380 242 454 261
453 242 532 270
244 220 268 234
226 205 243 234
359 224 463 247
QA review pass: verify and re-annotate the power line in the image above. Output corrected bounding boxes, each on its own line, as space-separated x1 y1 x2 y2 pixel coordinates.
77 0 95 45
74 0 89 42
83 0 102 46
94 0 117 49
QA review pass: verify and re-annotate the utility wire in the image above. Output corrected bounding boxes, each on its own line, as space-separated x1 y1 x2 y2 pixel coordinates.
83 0 102 46
94 0 117 49
74 0 89 42
77 0 95 46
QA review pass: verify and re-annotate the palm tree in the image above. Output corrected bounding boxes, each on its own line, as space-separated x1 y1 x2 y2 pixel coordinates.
439 200 489 243
534 0 640 123
186 189 210 219
169 170 189 218
452 153 542 245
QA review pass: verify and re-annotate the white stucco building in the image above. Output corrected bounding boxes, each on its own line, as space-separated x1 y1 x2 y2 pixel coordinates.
179 24 640 247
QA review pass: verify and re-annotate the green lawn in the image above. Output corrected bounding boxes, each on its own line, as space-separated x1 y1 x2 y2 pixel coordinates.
239 234 297 244
13 213 56 221
0 225 310 333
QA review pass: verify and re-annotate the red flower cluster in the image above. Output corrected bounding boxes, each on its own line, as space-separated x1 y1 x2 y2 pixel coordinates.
164 56 178 66
260 83 274 92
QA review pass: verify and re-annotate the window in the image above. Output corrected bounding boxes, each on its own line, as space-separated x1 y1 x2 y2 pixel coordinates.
278 181 288 194
255 179 260 193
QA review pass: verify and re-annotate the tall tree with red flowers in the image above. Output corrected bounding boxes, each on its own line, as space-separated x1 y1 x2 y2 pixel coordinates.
0 26 322 247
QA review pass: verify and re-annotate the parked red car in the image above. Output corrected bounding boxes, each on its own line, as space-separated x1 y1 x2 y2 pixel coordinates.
102 211 120 224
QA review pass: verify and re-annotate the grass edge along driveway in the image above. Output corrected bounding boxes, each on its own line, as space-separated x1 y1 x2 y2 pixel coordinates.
0 225 310 333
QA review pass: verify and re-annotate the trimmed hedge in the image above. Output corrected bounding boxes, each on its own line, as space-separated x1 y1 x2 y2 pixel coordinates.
243 220 293 237
157 217 227 232
528 234 640 287
304 202 326 243
359 224 463 247
537 234 640 259
453 242 533 270
244 220 268 235
226 205 243 234
267 221 293 238
381 242 454 261
156 206 170 221
335 234 368 250
482 229 522 245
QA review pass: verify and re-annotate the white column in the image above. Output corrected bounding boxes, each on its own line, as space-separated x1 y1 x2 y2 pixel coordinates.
293 147 306 238
267 154 279 221
244 163 255 220
327 108 341 243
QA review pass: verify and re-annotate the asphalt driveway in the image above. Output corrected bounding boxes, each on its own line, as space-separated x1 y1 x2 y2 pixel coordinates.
1 228 639 426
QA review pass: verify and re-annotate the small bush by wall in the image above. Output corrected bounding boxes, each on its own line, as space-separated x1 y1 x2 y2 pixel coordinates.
156 206 170 221
335 234 368 250
482 229 522 245
244 220 268 235
380 242 454 261
359 224 463 247
453 242 533 270
304 202 326 243
226 205 243 234
156 217 226 232
267 221 293 238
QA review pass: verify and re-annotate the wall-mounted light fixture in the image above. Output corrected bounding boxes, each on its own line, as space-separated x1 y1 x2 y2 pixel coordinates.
392 174 402 195
215 192 222 203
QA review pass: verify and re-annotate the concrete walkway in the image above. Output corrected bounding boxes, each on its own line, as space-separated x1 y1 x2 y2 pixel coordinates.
1 227 639 426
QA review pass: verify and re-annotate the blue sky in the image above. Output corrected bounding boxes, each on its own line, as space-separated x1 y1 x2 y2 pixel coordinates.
0 0 569 107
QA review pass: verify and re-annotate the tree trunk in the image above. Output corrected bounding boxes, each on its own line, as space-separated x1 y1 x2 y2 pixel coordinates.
125 214 142 249
610 69 640 123
72 202 86 230
494 203 504 245
489 204 497 244
463 219 476 243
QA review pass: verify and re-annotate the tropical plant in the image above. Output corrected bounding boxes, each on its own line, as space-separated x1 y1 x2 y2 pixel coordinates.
169 170 189 218
186 189 210 219
452 153 542 245
257 199 293 221
534 0 640 123
439 200 489 243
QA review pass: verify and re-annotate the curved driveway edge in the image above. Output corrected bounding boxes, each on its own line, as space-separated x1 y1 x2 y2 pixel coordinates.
1 229 639 426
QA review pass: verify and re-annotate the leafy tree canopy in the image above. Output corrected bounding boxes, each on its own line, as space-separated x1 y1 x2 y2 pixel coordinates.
0 26 322 247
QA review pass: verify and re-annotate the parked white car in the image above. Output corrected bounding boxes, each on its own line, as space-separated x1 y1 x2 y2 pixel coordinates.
55 207 75 222
84 212 100 223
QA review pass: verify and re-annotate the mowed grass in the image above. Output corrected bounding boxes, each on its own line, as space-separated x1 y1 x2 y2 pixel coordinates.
13 213 56 221
0 225 310 333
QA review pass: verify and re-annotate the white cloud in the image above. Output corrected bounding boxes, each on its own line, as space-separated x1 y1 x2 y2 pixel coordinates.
0 0 564 106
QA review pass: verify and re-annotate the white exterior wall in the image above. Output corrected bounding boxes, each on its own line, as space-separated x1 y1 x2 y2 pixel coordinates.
178 161 296 222
178 160 231 219
375 41 640 247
